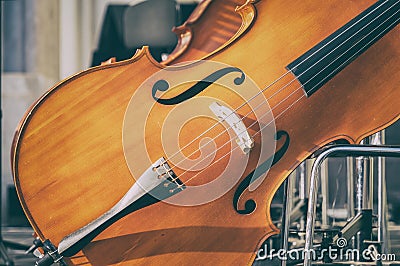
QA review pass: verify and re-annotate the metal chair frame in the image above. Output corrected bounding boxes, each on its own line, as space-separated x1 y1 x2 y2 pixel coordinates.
302 144 400 266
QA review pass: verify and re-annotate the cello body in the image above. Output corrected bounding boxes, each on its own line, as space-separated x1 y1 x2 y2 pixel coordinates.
12 0 400 265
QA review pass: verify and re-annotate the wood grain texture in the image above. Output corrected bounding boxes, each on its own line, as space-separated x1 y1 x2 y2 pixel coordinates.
12 0 400 265
162 0 248 64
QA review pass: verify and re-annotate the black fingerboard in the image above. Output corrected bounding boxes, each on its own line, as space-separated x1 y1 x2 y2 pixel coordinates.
287 0 400 97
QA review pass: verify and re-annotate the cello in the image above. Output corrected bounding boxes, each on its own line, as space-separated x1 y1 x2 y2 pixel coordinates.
12 0 400 265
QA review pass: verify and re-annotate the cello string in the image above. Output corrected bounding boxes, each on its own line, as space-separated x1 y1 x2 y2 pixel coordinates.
164 0 393 167
165 1 396 172
177 10 400 181
168 2 398 176
178 14 400 188
163 0 390 163
171 14 400 190
163 71 292 160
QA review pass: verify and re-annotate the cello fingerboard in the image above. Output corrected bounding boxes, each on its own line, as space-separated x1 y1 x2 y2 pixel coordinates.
287 0 400 97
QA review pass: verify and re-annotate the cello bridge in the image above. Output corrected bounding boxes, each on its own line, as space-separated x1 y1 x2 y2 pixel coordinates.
209 102 254 154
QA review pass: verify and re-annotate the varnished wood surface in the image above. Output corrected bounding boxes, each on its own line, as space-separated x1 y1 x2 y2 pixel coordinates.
163 0 247 64
12 0 400 265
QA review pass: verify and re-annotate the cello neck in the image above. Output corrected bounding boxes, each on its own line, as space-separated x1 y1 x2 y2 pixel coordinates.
287 0 400 97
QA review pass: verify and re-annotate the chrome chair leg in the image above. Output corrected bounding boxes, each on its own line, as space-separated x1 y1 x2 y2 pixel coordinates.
372 131 390 255
280 175 292 266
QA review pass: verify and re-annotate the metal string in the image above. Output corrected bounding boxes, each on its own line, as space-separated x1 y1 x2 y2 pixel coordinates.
149 1 397 188
171 12 400 190
162 0 392 169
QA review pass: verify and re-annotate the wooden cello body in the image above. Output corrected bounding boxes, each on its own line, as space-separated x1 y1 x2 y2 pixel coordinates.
12 0 400 265
162 0 246 64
